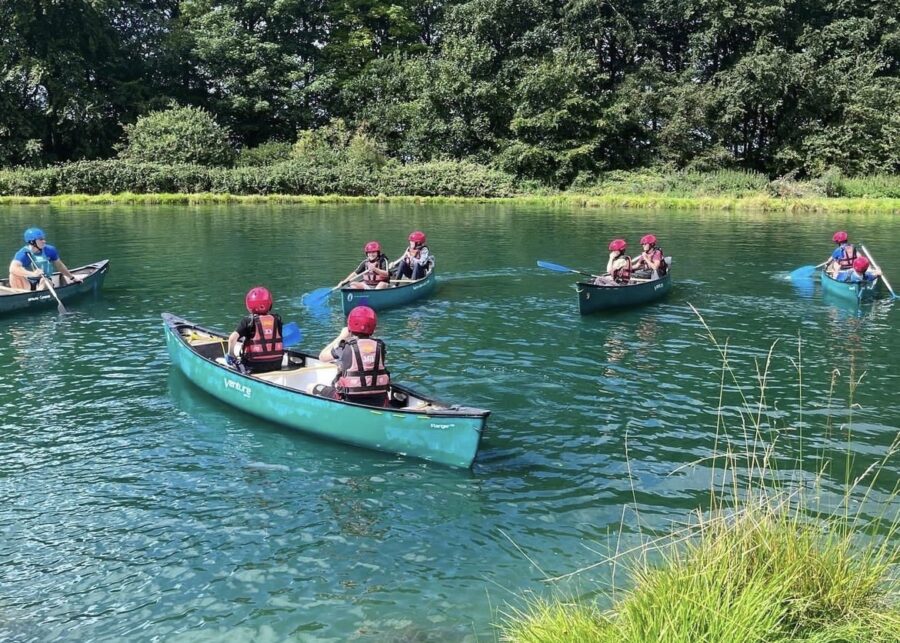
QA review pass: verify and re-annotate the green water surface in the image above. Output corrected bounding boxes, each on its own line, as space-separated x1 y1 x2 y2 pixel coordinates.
1 204 898 641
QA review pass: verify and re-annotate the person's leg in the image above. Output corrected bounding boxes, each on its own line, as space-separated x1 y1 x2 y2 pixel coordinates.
7 273 31 290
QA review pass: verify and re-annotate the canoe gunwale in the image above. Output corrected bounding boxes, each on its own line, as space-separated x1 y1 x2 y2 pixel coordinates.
819 270 882 302
575 271 673 314
161 312 489 420
0 260 110 313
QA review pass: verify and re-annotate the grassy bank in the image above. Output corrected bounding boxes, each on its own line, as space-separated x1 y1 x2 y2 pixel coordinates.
2 191 900 213
500 310 900 642
1 163 899 212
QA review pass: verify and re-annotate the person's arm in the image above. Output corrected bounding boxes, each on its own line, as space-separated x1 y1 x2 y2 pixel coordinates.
605 252 617 274
319 327 352 362
227 331 241 356
53 259 81 283
413 248 429 266
8 258 42 280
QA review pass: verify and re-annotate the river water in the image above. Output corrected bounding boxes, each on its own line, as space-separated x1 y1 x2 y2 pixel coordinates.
1 204 898 641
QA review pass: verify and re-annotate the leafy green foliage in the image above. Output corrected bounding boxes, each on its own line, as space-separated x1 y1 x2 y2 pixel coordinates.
117 105 236 166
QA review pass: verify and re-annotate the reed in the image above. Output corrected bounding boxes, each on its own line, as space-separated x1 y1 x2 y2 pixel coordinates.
500 309 900 642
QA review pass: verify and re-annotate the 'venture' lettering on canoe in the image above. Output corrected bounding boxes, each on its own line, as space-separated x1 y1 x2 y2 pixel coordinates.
224 377 252 398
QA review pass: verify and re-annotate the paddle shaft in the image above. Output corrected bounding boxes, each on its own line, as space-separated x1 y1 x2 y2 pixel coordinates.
860 244 896 298
27 253 67 313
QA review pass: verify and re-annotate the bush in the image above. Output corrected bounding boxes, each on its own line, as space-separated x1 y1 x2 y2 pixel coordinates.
235 141 293 167
117 104 236 166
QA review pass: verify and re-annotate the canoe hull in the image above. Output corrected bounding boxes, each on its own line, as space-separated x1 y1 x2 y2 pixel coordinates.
162 313 487 468
820 271 882 303
576 272 672 314
341 270 437 315
0 260 110 315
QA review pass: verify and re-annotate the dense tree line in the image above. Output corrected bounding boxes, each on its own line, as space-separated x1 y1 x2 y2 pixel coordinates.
2 0 897 187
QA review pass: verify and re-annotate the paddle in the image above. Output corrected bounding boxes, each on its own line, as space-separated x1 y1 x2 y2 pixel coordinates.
301 272 366 309
789 261 828 280
537 260 598 279
860 244 897 299
282 322 303 347
28 253 67 314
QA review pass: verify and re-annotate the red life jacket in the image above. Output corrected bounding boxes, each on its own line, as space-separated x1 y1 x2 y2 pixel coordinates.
243 314 284 368
336 338 391 397
653 248 668 276
837 244 857 270
364 255 390 286
613 256 632 284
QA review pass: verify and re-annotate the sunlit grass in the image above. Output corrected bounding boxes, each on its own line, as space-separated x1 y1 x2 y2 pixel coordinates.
1 192 899 213
500 308 900 642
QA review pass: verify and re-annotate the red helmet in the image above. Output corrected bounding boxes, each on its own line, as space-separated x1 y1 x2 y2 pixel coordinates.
245 286 273 314
364 241 381 254
347 305 377 335
408 230 426 245
640 234 657 246
833 231 848 243
852 256 870 273
608 239 627 252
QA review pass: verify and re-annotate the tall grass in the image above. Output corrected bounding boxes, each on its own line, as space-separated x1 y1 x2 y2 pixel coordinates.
500 308 900 642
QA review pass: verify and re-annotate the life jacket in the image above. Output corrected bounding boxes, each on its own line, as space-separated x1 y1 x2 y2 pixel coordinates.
364 255 390 286
21 245 53 278
837 244 857 270
243 314 284 368
654 248 668 276
336 338 391 398
612 256 632 284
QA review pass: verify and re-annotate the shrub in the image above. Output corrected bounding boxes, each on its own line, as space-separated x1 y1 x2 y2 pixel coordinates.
235 141 293 167
117 104 235 166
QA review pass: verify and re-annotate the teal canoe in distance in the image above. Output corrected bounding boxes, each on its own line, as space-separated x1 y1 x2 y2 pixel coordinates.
162 312 488 468
341 269 437 316
0 260 109 316
819 270 882 304
576 271 672 314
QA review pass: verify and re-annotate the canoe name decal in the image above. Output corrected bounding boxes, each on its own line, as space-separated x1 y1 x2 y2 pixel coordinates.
430 422 456 430
224 377 252 398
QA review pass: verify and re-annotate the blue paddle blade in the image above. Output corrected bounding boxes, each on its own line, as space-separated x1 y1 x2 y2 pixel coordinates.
301 286 334 308
789 265 817 280
282 322 303 347
537 260 575 273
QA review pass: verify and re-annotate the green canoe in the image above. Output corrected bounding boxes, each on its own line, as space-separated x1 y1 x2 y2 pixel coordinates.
819 270 882 303
0 260 110 316
341 268 437 316
162 312 489 468
576 271 673 314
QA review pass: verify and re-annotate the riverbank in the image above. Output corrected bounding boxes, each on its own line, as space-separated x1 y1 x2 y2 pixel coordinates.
2 192 900 213
2 163 899 212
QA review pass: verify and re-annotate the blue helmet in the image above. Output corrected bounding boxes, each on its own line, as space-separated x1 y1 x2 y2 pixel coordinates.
24 227 46 243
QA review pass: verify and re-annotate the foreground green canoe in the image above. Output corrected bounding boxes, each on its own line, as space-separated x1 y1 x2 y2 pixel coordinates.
162 312 489 468
0 260 109 316
341 268 437 315
576 271 673 314
819 270 883 303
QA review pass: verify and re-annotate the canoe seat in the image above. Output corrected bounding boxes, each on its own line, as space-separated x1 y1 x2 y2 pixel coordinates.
253 364 338 391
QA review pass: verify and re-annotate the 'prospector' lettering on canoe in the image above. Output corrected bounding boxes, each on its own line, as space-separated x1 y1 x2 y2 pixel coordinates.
224 377 252 398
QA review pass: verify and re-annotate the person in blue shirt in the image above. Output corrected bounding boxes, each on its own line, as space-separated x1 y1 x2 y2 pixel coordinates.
825 230 858 278
7 227 81 291
836 256 881 283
